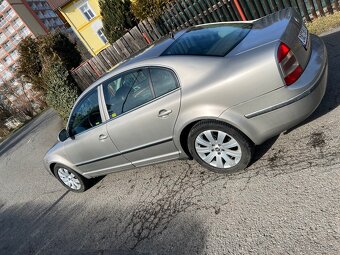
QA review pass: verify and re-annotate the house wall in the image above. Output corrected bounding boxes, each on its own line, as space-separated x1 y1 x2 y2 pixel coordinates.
58 0 109 56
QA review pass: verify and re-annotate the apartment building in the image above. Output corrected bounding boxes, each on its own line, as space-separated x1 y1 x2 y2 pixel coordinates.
0 0 66 109
47 0 110 56
26 0 65 31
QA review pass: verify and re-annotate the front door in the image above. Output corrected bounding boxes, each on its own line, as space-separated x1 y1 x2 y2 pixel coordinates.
63 87 132 177
102 67 181 167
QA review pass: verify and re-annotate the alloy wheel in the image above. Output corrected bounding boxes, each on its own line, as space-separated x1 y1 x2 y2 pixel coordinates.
195 130 242 169
57 168 81 190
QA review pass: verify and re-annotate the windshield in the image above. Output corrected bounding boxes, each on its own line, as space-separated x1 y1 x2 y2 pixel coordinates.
161 23 252 57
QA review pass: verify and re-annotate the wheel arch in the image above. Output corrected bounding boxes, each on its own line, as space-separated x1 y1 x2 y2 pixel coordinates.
48 161 88 179
178 117 255 158
49 162 57 175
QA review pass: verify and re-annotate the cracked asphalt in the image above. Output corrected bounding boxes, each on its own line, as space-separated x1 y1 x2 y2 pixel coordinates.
0 30 339 255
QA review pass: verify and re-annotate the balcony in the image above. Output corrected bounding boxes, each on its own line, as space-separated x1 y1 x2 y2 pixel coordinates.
10 51 19 60
0 49 6 58
0 1 9 13
2 71 13 80
19 27 31 38
11 38 21 46
0 35 6 44
0 19 7 28
4 10 15 22
4 28 15 37
4 58 13 66
3 43 13 52
12 19 24 30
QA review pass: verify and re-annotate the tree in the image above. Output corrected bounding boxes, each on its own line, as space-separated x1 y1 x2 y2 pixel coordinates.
131 0 171 21
0 81 36 118
0 101 12 124
16 37 46 92
99 0 136 43
0 90 23 121
0 102 12 138
16 32 82 92
39 32 82 71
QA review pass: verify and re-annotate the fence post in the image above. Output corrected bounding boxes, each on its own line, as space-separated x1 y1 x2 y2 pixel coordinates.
233 0 246 20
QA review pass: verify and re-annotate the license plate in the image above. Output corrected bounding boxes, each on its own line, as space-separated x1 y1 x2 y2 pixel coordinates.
298 25 308 49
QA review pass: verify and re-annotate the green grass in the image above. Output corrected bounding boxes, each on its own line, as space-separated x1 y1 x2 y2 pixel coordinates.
306 12 340 35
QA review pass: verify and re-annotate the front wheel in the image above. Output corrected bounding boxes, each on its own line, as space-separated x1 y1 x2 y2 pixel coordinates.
188 121 254 174
53 164 89 192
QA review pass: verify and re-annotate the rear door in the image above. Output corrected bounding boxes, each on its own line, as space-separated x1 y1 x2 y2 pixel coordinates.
63 87 133 176
102 67 181 167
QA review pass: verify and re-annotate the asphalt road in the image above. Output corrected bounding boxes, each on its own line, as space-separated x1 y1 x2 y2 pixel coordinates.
0 30 339 255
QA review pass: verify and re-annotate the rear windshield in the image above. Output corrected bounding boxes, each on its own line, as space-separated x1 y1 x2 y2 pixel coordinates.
161 23 252 57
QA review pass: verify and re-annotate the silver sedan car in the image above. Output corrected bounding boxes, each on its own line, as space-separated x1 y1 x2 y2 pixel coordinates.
44 8 328 192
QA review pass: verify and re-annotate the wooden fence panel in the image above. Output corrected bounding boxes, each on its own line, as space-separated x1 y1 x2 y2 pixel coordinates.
325 0 334 14
315 0 325 16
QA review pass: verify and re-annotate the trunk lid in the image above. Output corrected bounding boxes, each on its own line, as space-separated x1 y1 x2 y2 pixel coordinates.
232 8 311 70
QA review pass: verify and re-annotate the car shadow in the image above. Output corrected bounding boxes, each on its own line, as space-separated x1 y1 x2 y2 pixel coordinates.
0 199 206 255
284 30 340 134
249 135 279 167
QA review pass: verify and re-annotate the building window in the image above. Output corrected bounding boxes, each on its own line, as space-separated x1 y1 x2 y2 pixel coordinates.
79 3 95 21
10 50 18 60
97 28 108 44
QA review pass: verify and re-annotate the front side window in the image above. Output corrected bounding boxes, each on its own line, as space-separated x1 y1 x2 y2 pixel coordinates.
68 89 102 136
103 69 154 119
79 3 95 21
97 28 108 44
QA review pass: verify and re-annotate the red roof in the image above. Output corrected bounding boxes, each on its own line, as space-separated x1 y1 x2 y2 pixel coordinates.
46 0 71 10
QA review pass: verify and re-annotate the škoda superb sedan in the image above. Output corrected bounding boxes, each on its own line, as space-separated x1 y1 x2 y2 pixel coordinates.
44 8 328 192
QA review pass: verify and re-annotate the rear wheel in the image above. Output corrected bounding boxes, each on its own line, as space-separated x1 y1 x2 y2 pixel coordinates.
53 164 89 192
188 121 253 173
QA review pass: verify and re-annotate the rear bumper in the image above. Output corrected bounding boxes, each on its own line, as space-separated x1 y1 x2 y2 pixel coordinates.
220 34 328 145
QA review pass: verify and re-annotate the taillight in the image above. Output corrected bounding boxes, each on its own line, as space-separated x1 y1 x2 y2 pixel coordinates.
277 42 303 86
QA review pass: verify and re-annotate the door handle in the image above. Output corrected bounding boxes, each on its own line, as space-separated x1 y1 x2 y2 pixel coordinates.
99 134 108 140
158 109 172 118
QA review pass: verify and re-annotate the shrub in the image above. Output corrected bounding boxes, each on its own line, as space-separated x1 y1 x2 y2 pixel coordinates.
99 0 136 43
131 0 171 21
44 58 79 122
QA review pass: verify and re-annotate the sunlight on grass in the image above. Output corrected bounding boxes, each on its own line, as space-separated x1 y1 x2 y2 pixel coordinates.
306 12 340 35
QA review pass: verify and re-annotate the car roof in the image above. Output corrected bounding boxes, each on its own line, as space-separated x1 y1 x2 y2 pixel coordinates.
79 21 252 95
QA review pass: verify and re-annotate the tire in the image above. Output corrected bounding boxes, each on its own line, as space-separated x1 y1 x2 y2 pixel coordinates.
188 121 254 174
53 164 90 192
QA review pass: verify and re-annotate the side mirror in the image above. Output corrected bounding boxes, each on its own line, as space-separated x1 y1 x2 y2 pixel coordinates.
58 129 70 142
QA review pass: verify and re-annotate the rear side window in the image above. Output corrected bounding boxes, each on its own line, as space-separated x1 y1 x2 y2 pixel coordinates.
150 68 178 97
123 70 154 112
162 23 252 57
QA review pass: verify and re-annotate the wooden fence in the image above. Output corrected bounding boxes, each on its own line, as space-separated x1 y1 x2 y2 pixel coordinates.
71 0 339 90
71 18 166 90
